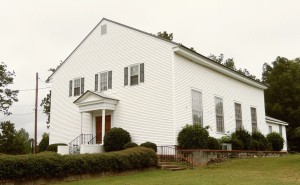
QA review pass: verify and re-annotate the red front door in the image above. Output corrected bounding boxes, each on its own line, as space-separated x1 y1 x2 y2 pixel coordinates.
96 115 111 144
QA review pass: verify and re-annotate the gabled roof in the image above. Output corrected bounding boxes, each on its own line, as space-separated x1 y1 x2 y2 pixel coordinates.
48 18 267 89
266 116 288 126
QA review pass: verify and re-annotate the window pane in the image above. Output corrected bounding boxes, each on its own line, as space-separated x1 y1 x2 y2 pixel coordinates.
100 72 108 91
215 97 224 132
130 65 139 76
192 90 203 126
251 107 257 132
130 75 138 85
279 125 282 136
74 79 80 96
235 103 243 130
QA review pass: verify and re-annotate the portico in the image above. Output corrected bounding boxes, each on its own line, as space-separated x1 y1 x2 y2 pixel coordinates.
73 90 119 144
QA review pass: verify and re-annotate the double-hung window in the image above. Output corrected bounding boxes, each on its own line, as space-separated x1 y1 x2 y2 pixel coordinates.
215 97 224 132
251 107 257 132
279 125 282 136
100 72 108 91
235 103 243 130
192 90 203 126
124 63 144 86
95 71 112 92
69 77 84 97
269 126 272 133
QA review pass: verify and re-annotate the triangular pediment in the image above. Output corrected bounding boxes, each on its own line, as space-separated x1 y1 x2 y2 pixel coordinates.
74 90 118 105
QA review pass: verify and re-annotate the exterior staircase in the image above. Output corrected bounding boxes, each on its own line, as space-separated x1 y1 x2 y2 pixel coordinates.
158 161 187 171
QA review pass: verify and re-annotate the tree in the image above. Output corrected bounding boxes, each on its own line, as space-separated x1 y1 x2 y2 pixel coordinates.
40 91 51 129
262 56 300 151
156 31 173 41
208 54 260 81
13 128 31 154
0 63 18 115
38 133 49 152
0 121 16 153
0 121 32 154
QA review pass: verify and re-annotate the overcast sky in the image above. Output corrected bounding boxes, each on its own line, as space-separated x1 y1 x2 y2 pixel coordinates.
1 0 299 142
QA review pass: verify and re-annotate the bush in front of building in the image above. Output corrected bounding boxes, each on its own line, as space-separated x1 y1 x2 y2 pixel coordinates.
0 147 157 180
140 142 157 152
251 131 268 151
207 136 220 150
231 129 252 150
177 124 209 149
104 127 131 152
229 138 244 150
47 143 68 152
267 132 284 151
124 142 138 149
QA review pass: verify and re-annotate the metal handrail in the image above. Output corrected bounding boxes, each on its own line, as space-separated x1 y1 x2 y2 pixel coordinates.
158 145 194 168
69 134 93 154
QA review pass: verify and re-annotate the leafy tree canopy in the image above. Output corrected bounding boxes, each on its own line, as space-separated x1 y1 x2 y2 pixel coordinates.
208 54 260 81
38 133 49 152
40 92 51 129
262 56 300 151
0 121 31 154
156 31 173 41
0 63 18 115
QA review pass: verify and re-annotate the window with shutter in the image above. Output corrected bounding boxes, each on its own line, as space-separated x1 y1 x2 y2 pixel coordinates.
130 64 139 85
74 79 80 96
100 72 108 91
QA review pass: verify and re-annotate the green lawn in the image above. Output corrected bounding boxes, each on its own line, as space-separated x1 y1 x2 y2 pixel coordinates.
58 155 300 185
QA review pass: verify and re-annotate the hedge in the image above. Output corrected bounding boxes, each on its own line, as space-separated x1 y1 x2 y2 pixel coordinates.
177 124 209 149
140 142 157 152
0 147 157 180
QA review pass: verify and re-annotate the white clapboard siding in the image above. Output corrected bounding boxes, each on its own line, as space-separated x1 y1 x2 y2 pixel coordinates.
50 19 176 145
173 54 268 140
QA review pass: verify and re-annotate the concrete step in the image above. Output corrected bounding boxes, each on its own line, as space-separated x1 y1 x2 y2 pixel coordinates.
158 162 188 171
167 167 187 171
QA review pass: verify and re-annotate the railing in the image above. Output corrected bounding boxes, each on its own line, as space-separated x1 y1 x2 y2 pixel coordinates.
87 136 97 144
158 145 194 168
69 134 93 154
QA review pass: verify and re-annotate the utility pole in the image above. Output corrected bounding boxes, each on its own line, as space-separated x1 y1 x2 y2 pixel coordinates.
34 73 38 154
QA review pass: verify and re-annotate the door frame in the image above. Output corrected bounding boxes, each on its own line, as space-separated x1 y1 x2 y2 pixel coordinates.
92 110 115 144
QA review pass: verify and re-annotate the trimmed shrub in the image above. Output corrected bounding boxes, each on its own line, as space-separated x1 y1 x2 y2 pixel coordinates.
229 138 244 150
219 136 231 144
104 128 131 152
47 143 67 152
207 137 220 150
267 132 284 151
177 124 209 149
0 147 157 180
124 142 138 149
231 129 252 150
251 131 267 151
140 142 157 152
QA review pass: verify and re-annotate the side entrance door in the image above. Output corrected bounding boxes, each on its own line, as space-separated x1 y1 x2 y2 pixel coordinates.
96 115 111 144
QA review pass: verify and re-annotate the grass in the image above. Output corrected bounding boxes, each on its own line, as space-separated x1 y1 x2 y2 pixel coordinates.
58 155 300 185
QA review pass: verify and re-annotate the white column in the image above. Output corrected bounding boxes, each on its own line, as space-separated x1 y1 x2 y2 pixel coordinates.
101 109 106 144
